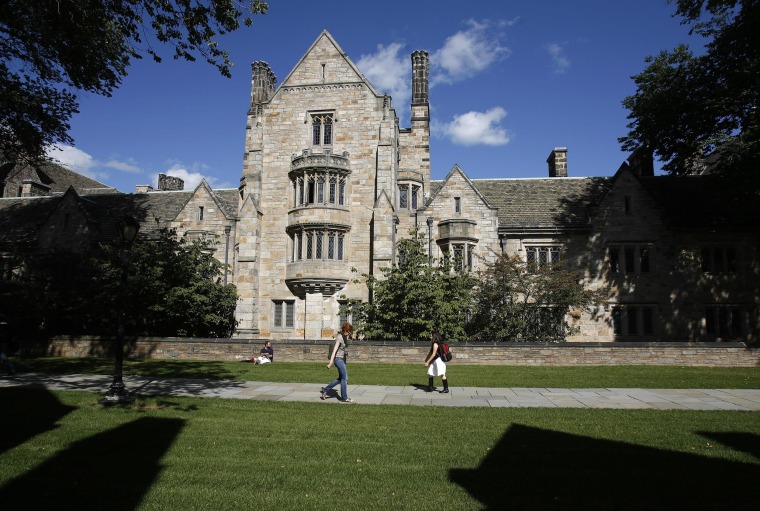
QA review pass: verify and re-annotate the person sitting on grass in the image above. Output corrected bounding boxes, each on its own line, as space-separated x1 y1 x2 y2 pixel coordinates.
252 341 273 365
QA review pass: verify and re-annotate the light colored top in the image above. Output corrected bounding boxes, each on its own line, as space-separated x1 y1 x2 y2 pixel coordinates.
335 335 348 359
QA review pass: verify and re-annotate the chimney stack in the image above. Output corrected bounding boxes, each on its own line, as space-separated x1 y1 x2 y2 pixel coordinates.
547 147 568 177
627 146 654 177
158 174 184 191
250 61 276 108
411 51 429 106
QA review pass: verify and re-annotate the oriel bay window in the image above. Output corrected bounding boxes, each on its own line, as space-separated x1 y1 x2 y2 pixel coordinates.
292 171 348 207
442 242 475 271
291 226 348 262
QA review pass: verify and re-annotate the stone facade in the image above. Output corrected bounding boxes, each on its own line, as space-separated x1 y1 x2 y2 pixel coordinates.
1 30 758 344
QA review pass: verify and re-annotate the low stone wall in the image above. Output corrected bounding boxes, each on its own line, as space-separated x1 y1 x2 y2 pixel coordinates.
22 337 760 367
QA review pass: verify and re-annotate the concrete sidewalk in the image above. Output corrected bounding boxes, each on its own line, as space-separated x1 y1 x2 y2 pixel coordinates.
2 372 760 410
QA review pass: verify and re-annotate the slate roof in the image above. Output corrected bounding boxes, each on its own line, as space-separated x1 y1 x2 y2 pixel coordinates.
428 177 611 231
0 188 240 247
430 173 757 232
0 160 116 195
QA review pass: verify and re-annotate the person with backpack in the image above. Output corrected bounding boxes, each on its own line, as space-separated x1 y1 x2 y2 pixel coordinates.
320 322 356 403
423 331 448 393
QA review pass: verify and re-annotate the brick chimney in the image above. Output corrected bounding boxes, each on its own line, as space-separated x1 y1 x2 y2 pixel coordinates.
547 147 568 177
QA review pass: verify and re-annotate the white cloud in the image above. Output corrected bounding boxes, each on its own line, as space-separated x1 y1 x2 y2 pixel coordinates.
546 43 570 74
436 107 510 146
46 144 111 182
356 42 410 103
104 159 141 173
431 19 511 86
46 144 144 182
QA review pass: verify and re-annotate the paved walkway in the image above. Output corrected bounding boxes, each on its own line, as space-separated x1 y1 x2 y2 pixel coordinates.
2 372 760 410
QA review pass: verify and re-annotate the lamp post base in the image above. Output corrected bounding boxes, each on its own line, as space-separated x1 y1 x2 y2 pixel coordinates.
99 382 134 405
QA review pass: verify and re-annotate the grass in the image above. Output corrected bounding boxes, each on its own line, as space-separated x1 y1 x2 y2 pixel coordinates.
0 387 758 510
9 355 760 388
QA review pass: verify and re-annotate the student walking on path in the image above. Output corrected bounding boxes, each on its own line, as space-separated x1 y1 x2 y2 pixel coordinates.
321 322 356 403
424 332 448 393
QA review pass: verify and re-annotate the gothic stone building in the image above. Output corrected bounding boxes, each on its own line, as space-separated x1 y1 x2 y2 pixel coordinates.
1 30 758 342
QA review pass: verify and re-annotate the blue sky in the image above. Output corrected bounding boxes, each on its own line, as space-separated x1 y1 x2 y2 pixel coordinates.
48 0 702 193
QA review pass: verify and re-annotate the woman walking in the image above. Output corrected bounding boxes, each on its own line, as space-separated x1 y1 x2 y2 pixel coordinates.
423 331 449 393
321 322 356 403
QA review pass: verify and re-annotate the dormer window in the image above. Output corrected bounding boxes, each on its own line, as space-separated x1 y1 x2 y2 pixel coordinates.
312 113 333 146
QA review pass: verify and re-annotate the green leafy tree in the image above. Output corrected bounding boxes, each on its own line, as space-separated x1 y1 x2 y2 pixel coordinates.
619 0 759 193
0 0 268 165
0 229 237 337
467 254 603 343
93 229 238 337
347 230 476 342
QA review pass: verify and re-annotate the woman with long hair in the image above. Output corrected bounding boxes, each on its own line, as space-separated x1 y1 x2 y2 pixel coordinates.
320 322 356 403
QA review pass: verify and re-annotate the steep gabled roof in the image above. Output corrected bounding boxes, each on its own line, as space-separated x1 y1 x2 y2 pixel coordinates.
1 160 116 195
470 177 611 230
425 165 496 212
277 30 382 97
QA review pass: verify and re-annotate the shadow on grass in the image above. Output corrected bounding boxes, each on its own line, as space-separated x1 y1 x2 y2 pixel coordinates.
0 386 77 456
14 357 240 380
450 424 759 510
0 415 185 511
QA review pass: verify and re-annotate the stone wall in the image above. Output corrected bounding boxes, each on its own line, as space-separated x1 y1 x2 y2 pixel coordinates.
26 337 760 367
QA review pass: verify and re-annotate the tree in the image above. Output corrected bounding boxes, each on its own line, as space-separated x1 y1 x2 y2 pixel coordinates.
346 230 476 342
0 0 268 165
0 229 237 337
467 254 603 343
619 0 759 193
94 228 238 337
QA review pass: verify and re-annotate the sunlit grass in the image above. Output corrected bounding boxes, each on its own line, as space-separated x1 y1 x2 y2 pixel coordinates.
1 388 758 510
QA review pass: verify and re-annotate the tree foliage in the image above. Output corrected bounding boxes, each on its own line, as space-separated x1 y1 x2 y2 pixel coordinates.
0 229 237 337
345 230 476 342
619 0 759 192
467 254 603 343
0 0 268 165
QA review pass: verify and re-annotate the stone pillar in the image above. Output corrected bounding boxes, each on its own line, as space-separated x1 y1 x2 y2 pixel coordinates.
304 292 324 340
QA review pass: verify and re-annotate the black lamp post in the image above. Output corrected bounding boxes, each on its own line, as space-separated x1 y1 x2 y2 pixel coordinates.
100 216 140 405
426 216 434 265
223 225 231 285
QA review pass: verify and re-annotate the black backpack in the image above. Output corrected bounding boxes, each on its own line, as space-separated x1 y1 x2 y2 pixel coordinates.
438 342 453 362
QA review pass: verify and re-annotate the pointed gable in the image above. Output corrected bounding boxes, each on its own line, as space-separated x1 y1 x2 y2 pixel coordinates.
278 30 380 96
427 164 495 211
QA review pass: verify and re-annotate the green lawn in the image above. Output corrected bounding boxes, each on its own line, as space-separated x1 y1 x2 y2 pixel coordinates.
10 356 760 388
0 387 758 510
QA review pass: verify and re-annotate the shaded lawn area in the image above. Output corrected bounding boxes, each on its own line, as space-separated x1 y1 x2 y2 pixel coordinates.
0 387 758 510
10 356 760 389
